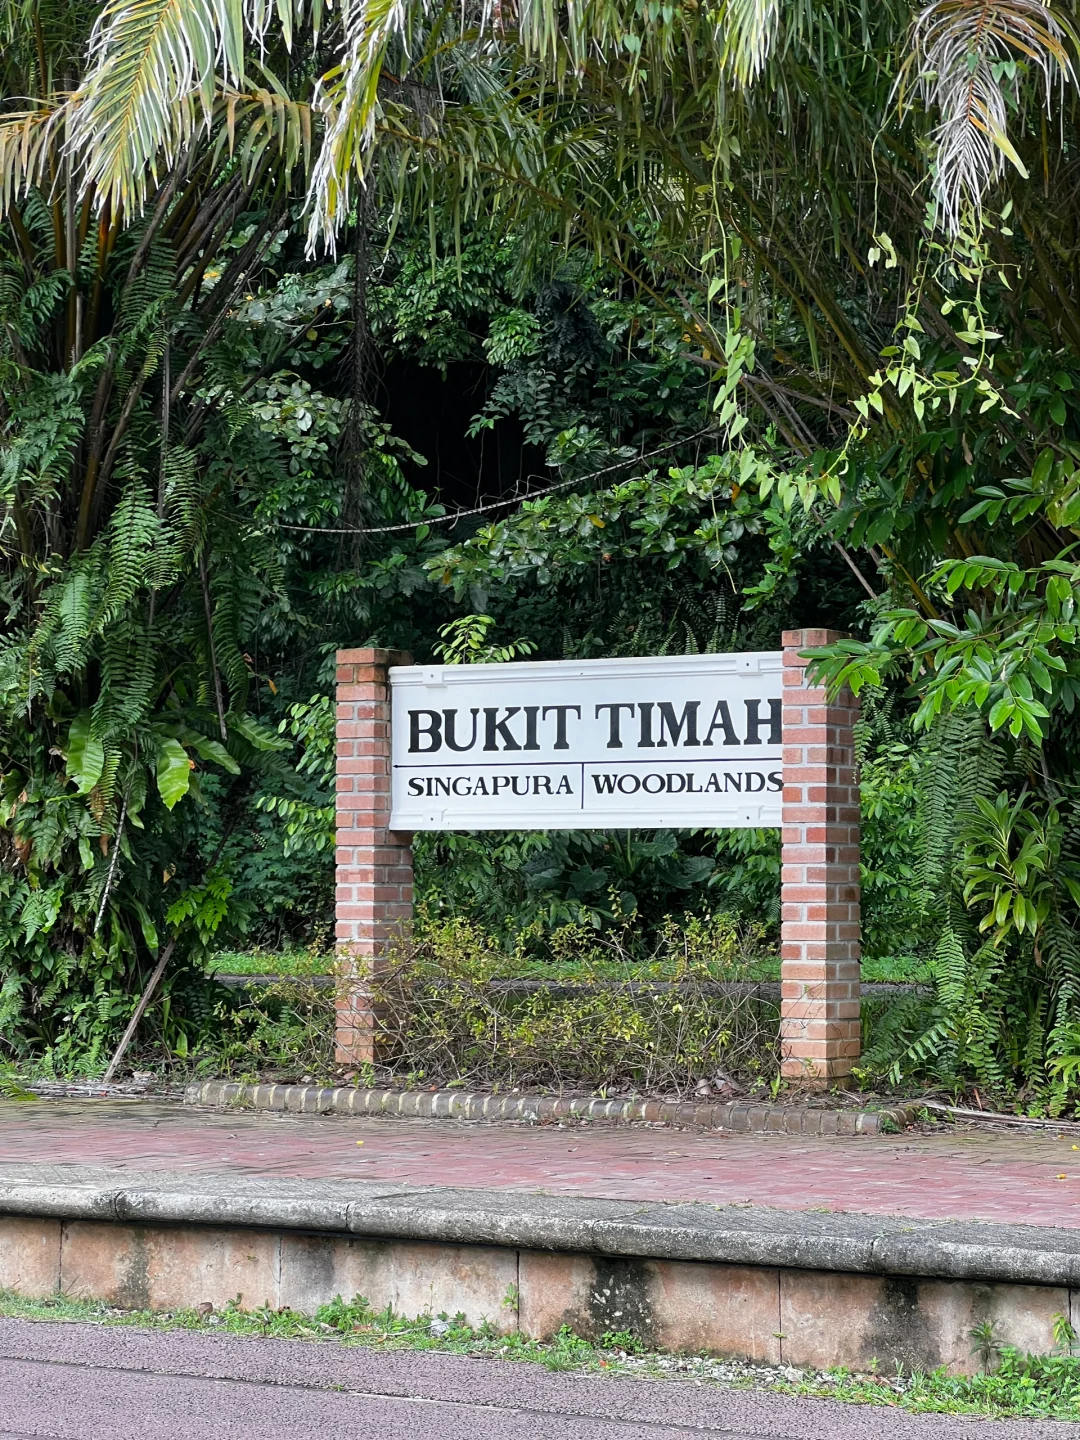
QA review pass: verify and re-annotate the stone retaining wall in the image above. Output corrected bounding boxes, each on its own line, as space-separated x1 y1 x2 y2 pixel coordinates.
3 1169 1079 1376
0 1213 1069 1375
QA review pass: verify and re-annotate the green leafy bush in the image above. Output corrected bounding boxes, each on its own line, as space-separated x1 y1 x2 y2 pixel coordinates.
851 713 1080 1111
202 973 337 1083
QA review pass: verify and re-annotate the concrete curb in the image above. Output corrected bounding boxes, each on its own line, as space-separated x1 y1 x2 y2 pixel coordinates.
183 1079 913 1136
1 1165 1078 1288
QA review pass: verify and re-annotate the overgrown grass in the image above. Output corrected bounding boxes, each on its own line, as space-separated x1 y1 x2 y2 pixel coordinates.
207 947 929 986
2 1290 1080 1420
860 955 932 984
207 947 333 977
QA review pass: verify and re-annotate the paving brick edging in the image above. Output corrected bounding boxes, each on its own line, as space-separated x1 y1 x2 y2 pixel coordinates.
183 1079 912 1135
2 1165 1079 1287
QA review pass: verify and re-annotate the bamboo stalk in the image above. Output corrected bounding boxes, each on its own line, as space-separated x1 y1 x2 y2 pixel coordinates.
101 937 178 1084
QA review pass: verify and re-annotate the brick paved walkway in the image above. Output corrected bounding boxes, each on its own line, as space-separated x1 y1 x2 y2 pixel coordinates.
2 1098 1079 1228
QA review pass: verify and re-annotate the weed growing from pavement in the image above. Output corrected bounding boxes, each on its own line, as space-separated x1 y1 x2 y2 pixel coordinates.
2 1289 1080 1421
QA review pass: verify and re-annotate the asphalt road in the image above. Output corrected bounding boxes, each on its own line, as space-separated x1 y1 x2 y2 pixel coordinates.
0 1318 1075 1440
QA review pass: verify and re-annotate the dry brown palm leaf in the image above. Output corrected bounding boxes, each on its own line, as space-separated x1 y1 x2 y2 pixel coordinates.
900 0 1078 234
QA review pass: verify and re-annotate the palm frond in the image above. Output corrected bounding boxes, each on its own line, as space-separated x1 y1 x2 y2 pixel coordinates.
215 86 314 175
307 0 417 248
902 0 1078 233
66 0 243 213
244 0 319 52
0 106 67 219
722 0 781 84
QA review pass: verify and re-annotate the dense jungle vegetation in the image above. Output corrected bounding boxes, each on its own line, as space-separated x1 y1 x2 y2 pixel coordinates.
3 0 1080 1109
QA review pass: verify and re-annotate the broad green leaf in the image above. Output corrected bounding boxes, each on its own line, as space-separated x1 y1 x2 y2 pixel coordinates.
156 738 192 810
988 698 1012 731
192 736 241 774
66 712 105 795
126 766 148 829
130 899 159 952
1029 658 1052 693
1032 449 1055 488
229 713 290 752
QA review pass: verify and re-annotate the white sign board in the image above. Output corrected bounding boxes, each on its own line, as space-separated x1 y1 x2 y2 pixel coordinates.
389 652 783 831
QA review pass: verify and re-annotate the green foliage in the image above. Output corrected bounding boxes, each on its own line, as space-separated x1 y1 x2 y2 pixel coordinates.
855 690 924 962
14 0 1080 1107
0 0 350 1062
970 1320 1002 1372
416 829 722 935
207 946 332 976
202 972 337 1083
894 1346 1080 1421
433 614 537 665
255 697 337 858
962 792 1080 939
429 452 768 604
849 710 1080 1111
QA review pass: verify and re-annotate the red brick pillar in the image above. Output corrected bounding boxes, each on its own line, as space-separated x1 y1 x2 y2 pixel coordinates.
335 647 413 1069
780 629 861 1085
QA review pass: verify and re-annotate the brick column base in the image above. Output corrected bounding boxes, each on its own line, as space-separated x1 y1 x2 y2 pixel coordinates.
335 647 413 1069
780 629 861 1085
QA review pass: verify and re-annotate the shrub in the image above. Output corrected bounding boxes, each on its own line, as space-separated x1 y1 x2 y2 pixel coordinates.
199 973 338 1083
371 910 778 1095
